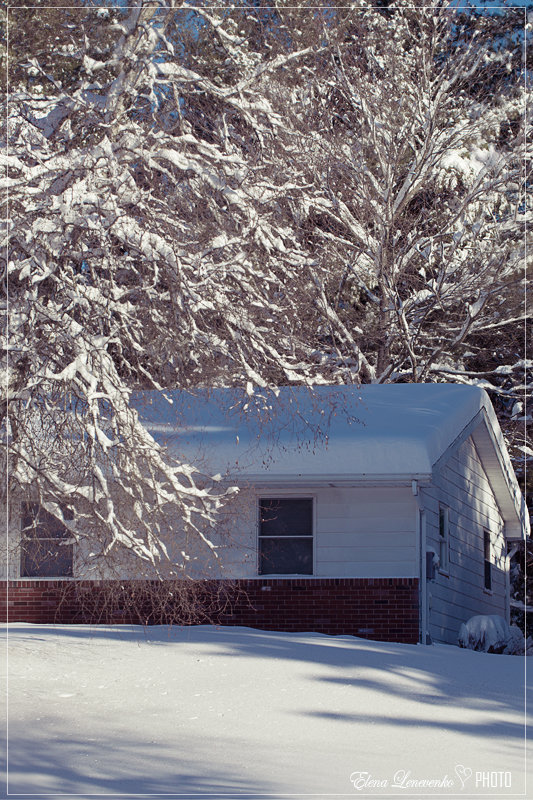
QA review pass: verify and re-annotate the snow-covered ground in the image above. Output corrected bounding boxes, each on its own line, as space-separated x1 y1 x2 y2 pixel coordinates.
2 624 531 799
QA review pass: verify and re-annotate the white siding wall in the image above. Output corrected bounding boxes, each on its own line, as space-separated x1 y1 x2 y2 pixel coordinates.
421 436 507 645
2 486 419 582
0 495 257 582
315 487 417 577
0 506 21 580
0 503 160 582
216 486 418 579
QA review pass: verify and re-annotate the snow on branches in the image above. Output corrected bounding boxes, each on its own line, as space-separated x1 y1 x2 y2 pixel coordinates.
277 1 529 388
1 1 529 576
1 1 333 576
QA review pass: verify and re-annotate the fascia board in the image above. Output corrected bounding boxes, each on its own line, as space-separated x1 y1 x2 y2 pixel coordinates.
220 473 433 488
432 408 529 539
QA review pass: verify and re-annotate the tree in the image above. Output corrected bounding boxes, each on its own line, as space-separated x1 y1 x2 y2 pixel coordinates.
265 0 532 630
2 1 529 598
273 2 528 380
1 0 334 584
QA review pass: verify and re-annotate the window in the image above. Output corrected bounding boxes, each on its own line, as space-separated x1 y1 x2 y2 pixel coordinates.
20 503 74 578
258 497 313 575
438 505 449 573
484 529 492 591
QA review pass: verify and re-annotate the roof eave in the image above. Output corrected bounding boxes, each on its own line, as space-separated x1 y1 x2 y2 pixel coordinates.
225 472 433 489
432 408 530 540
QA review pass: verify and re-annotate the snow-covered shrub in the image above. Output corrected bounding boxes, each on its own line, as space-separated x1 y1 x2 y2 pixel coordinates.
503 625 533 656
458 615 529 655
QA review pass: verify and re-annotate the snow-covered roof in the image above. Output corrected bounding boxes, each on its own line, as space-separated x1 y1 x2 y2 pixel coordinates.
135 384 528 537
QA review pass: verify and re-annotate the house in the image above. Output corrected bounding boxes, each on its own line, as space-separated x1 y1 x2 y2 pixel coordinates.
1 384 529 645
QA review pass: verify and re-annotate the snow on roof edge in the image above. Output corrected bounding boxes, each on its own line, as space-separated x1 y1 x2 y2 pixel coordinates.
136 384 484 469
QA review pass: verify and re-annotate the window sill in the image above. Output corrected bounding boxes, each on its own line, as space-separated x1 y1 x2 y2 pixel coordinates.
17 575 76 581
256 574 314 579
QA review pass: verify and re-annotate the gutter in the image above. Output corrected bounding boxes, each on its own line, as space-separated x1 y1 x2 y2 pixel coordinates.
229 473 433 489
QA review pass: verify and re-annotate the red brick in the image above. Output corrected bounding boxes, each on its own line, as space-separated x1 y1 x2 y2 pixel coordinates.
0 577 420 644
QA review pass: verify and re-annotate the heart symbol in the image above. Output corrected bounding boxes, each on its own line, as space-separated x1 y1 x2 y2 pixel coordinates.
455 765 473 789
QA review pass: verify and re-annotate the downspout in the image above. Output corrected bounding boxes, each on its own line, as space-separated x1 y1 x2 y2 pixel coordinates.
506 534 518 627
413 480 427 644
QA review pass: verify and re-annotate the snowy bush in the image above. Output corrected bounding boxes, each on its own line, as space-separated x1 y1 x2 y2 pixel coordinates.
458 615 530 655
503 625 533 656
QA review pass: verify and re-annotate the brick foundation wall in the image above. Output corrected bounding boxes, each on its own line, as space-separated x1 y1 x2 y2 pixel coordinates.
0 581 72 624
0 577 420 644
220 578 420 643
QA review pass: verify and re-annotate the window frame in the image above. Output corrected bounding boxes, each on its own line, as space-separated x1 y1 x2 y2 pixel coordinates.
257 495 315 576
438 504 450 575
20 502 74 579
483 529 492 592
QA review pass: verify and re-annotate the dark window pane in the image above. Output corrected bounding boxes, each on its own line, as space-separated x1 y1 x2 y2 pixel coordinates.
484 560 492 591
484 530 491 560
439 507 447 538
484 530 491 590
259 498 312 537
259 537 313 575
21 503 70 539
21 540 73 578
